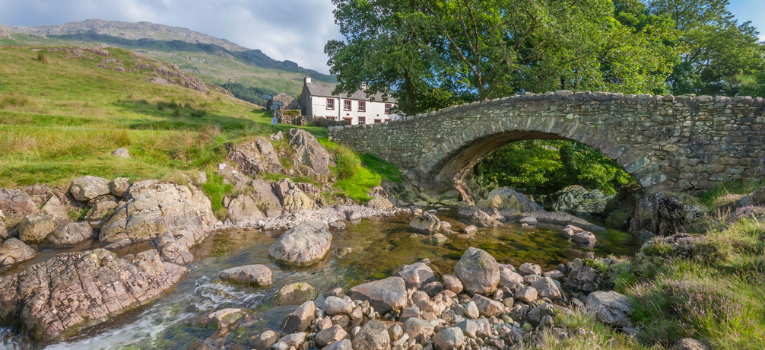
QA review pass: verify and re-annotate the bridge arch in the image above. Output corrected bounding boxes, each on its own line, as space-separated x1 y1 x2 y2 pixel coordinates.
329 91 765 198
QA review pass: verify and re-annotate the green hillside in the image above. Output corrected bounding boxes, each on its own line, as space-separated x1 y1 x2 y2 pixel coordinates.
2 20 336 100
0 45 324 188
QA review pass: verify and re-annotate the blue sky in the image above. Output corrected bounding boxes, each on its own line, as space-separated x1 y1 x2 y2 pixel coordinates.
0 1 762 73
729 0 765 40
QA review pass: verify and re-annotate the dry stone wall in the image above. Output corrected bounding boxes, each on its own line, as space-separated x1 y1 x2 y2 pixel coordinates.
329 91 765 193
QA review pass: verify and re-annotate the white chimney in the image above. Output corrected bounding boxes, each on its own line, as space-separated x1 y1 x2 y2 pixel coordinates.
360 81 367 90
305 74 312 84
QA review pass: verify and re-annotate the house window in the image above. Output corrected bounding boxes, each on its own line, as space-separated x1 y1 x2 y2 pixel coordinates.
358 117 366 125
385 104 392 114
374 119 382 124
358 101 366 112
326 98 335 110
326 116 335 121
344 100 352 111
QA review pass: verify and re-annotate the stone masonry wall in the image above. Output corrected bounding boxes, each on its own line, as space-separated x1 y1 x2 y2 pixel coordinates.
328 91 765 193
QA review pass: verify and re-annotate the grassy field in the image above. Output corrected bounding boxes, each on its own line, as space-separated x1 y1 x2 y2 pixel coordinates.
0 45 325 188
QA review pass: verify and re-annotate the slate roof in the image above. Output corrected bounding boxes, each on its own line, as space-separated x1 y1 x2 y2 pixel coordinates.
305 80 397 103
272 92 299 110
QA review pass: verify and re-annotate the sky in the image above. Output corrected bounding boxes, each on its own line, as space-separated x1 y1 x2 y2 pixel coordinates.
0 0 763 74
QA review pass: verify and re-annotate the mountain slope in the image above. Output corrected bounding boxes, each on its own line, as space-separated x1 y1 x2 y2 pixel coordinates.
3 19 335 101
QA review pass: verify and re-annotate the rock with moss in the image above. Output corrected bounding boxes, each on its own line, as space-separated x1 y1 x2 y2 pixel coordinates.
226 193 266 226
477 187 541 213
542 186 612 214
275 282 319 306
48 222 94 248
0 238 36 269
409 213 441 234
251 180 284 217
217 264 272 287
226 138 283 177
69 176 111 202
586 290 633 327
288 128 335 176
454 247 500 295
204 308 245 330
272 178 315 213
629 192 705 236
85 197 119 229
268 221 331 266
17 213 57 243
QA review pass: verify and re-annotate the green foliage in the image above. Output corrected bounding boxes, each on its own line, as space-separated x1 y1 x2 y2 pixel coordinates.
218 82 279 107
202 172 233 219
475 140 635 194
699 178 765 209
360 153 403 183
318 139 393 203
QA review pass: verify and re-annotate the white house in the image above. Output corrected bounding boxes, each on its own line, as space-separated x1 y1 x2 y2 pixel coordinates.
300 74 398 125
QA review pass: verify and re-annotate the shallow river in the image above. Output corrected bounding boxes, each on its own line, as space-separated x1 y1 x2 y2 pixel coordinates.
2 211 642 350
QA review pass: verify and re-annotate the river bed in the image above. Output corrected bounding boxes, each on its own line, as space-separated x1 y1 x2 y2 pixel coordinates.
2 211 641 349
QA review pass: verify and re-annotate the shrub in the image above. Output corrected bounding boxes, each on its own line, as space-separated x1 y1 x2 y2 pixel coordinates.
37 52 49 64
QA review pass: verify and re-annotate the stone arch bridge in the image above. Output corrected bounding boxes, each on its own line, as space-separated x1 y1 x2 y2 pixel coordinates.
328 91 765 199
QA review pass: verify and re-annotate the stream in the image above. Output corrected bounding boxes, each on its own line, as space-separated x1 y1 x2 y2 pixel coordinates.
2 211 642 350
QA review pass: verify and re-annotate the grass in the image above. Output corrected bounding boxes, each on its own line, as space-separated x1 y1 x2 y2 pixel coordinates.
361 153 403 183
0 45 322 188
699 178 765 209
603 212 765 349
535 310 657 350
201 172 234 219
318 139 391 203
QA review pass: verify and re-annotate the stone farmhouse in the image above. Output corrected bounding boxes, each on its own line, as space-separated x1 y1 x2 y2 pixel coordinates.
268 92 299 111
300 74 398 125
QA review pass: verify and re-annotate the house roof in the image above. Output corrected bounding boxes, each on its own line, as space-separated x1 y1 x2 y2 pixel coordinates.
273 92 299 110
305 80 397 103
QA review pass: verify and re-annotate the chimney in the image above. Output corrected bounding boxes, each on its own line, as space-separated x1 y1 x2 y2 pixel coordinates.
360 81 367 90
305 74 312 84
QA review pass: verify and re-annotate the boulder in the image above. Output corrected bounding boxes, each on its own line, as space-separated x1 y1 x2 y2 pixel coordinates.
433 327 465 350
564 259 608 292
205 308 244 329
48 222 94 248
109 177 130 197
0 249 186 342
519 262 542 276
275 282 318 306
348 277 407 314
586 291 633 327
498 265 524 291
409 213 441 234
515 286 538 303
463 225 478 235
69 176 111 202
531 277 562 300
0 188 38 221
403 317 434 341
288 128 336 176
367 196 394 210
476 187 542 212
217 265 272 287
226 194 266 226
281 300 316 333
85 198 119 229
395 262 436 290
40 195 69 219
454 247 499 295
315 325 348 348
352 320 390 350
272 178 315 213
226 138 282 177
251 180 284 217
17 214 56 243
0 238 36 269
268 221 332 266
324 339 353 350
543 186 611 215
325 296 354 315
464 301 479 319
99 181 217 246
630 192 705 236
252 330 279 350
278 332 308 348
154 232 194 265
111 148 130 158
572 231 597 245
442 274 463 293
255 137 284 173
472 295 504 317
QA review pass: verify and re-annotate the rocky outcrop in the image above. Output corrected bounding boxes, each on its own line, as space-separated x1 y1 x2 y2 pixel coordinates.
268 221 331 266
251 181 284 217
272 179 315 213
477 187 542 213
288 129 335 176
69 176 111 202
0 249 186 342
454 247 499 295
227 138 283 177
217 265 272 287
630 192 705 236
99 181 216 246
0 239 36 270
542 186 612 215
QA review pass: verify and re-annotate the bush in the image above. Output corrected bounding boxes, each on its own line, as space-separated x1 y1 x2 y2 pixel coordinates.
37 52 49 64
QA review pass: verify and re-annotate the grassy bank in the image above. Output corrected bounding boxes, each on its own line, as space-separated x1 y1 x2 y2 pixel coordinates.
0 46 324 188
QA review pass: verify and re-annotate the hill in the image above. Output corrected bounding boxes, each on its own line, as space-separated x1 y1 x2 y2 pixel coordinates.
0 45 324 188
2 19 335 101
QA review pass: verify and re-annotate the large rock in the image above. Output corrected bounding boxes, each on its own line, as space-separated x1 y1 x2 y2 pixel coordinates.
204 308 245 329
433 327 465 350
476 187 542 212
48 222 94 248
409 213 441 234
17 214 56 243
531 277 562 300
0 188 38 221
281 300 316 333
288 128 335 176
564 259 608 292
85 198 119 229
0 238 36 270
275 282 319 306
217 265 272 287
586 291 633 327
402 317 434 341
498 265 524 291
69 176 111 202
109 177 130 197
315 325 348 348
471 295 504 317
324 339 353 350
324 296 354 315
226 194 266 226
348 277 407 314
0 249 186 342
252 330 279 350
454 247 499 295
543 186 611 215
251 180 284 217
394 262 436 290
99 181 216 246
272 178 315 213
352 320 390 350
226 138 283 177
269 221 331 266
630 192 705 236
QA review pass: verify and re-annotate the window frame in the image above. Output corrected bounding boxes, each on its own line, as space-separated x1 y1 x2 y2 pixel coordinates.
358 101 366 112
385 104 392 114
358 116 366 125
344 100 352 111
326 98 335 110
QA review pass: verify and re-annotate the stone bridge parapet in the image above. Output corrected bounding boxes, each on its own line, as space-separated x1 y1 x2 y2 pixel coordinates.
329 91 765 196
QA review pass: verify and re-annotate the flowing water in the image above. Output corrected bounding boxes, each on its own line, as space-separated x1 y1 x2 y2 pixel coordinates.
2 211 642 350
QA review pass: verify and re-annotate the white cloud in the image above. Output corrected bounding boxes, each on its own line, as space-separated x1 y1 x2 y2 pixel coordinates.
0 0 342 73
